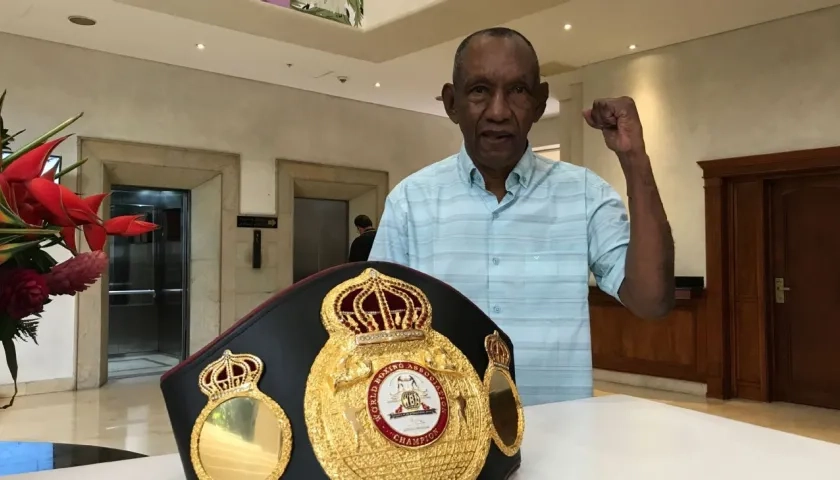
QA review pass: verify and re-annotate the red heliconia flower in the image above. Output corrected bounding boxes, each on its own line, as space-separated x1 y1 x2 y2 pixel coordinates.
44 251 108 296
23 178 122 252
0 131 158 254
104 215 158 236
24 177 100 227
1 137 68 183
0 268 50 320
0 137 68 206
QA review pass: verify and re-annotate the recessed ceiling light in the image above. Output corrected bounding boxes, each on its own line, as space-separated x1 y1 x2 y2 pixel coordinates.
629 44 637 50
375 82 381 88
68 15 96 26
196 43 206 50
564 24 572 31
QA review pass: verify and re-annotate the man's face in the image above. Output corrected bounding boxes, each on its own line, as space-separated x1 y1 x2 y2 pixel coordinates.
442 36 548 172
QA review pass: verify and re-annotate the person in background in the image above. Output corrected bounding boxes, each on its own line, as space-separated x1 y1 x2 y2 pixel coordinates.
369 27 675 406
348 214 377 262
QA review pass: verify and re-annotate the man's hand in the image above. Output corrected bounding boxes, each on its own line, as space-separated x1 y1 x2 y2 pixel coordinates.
583 97 645 158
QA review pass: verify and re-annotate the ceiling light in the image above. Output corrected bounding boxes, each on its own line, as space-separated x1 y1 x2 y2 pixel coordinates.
68 15 96 26
375 82 381 88
629 44 637 50
196 43 206 50
564 24 572 31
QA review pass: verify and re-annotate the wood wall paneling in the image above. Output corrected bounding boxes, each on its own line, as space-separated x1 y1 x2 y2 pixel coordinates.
729 180 769 401
590 288 706 382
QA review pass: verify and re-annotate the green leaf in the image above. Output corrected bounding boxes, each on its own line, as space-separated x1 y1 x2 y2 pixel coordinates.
0 314 13 342
348 0 363 26
55 157 88 179
1 129 24 149
0 190 28 227
0 240 42 266
0 235 23 246
1 338 18 409
0 90 5 144
1 112 84 166
0 227 59 236
14 317 39 344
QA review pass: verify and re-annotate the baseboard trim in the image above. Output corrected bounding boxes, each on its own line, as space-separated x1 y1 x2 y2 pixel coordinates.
0 377 75 399
594 369 707 396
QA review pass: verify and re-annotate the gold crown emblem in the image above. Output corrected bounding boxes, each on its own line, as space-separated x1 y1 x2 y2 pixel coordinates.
198 350 264 400
485 331 511 370
322 268 431 345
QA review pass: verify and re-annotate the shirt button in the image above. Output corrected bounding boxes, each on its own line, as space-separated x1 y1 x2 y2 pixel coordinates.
492 257 500 265
493 305 501 314
492 212 499 220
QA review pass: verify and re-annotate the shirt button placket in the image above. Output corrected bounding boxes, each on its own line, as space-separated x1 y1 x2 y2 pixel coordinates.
489 210 500 316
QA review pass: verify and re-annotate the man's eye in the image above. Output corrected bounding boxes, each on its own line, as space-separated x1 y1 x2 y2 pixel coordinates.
471 86 489 94
512 86 527 94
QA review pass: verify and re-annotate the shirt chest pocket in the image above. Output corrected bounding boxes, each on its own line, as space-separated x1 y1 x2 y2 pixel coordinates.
515 224 588 281
521 251 560 279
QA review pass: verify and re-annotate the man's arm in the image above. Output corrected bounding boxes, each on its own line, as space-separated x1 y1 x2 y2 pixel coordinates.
368 194 410 266
585 97 675 319
618 154 675 318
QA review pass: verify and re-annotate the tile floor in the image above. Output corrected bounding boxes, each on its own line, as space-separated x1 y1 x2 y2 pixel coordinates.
0 378 839 456
108 353 179 380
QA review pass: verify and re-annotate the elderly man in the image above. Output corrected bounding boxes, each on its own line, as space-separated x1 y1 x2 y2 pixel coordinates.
369 27 674 406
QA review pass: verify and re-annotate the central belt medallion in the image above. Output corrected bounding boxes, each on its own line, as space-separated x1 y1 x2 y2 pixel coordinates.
304 268 491 479
367 361 449 448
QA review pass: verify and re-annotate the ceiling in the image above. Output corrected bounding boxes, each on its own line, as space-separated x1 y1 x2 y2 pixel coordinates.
2 0 839 117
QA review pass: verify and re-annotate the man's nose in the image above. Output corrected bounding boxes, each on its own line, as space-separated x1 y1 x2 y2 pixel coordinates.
485 90 512 122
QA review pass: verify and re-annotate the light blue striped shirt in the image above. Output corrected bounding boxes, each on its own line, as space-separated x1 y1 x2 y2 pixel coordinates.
369 144 629 406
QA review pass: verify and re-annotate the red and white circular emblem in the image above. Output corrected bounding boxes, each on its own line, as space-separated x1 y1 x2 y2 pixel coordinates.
367 361 449 448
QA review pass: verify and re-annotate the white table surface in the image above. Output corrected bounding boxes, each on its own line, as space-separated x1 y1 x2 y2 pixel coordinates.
8 395 840 479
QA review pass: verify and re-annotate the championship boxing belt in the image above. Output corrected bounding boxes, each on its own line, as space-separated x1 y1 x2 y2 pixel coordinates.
160 261 524 480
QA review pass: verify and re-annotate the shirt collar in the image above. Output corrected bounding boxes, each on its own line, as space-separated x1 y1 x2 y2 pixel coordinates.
456 143 535 190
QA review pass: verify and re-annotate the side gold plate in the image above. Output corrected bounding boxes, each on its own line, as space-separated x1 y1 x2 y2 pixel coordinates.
190 350 293 480
304 268 492 480
483 331 525 457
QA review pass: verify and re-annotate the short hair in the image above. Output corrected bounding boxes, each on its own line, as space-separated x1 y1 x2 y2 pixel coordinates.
354 214 373 229
452 27 540 87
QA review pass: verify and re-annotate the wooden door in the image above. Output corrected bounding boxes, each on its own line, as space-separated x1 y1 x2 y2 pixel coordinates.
770 174 840 409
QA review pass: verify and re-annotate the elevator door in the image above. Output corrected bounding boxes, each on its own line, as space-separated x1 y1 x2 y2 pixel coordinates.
107 188 189 377
293 198 348 283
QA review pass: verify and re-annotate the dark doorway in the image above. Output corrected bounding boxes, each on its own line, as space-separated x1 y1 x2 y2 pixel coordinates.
770 174 840 409
107 187 190 380
293 198 348 283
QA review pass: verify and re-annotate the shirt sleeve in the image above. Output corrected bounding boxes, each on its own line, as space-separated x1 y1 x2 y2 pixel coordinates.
368 193 410 266
587 172 630 301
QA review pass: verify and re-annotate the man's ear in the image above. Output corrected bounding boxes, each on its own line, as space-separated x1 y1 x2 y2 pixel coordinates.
441 83 458 124
533 81 549 122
